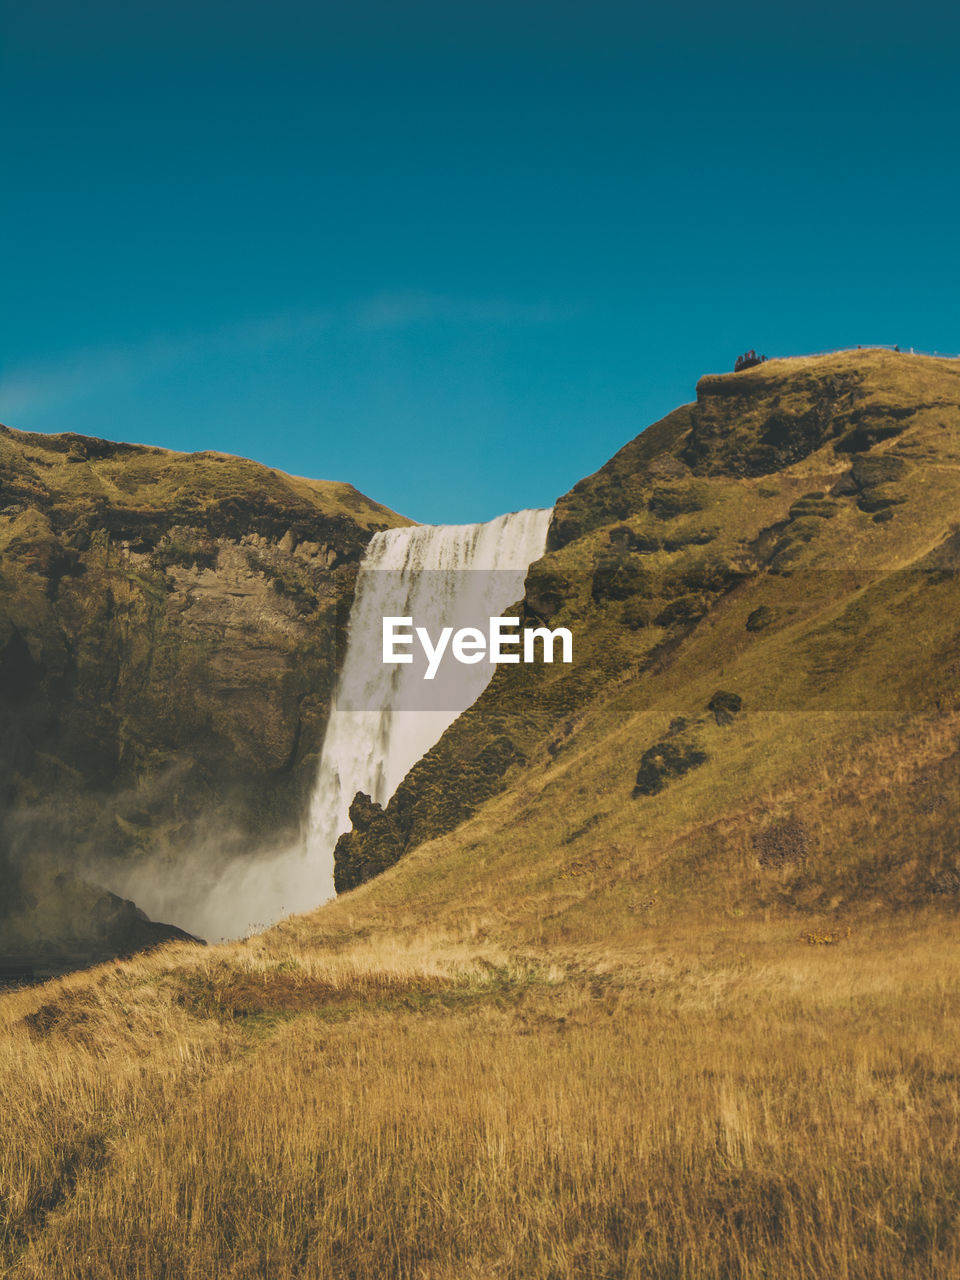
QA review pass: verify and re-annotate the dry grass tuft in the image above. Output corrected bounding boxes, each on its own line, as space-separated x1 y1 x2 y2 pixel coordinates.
2 914 959 1278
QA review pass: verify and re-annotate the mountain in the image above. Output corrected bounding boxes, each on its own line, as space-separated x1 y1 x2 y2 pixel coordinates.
333 349 960 929
4 350 960 1279
0 426 410 966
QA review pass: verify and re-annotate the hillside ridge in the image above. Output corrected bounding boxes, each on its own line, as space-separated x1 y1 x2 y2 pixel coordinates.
332 349 960 923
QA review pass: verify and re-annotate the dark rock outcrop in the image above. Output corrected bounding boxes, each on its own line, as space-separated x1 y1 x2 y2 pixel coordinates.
745 605 775 632
708 690 742 726
333 733 530 892
681 368 864 476
632 740 708 797
0 425 409 898
333 793 406 894
0 867 202 979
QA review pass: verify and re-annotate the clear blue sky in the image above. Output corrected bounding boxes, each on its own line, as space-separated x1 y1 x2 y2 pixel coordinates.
2 1 957 523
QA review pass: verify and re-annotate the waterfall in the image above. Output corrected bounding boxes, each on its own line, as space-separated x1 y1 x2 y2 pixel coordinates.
114 507 552 940
303 506 554 900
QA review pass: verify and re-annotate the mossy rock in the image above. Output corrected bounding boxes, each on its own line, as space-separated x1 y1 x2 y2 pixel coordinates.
830 473 860 496
708 690 742 725
590 555 651 604
0 424 408 888
857 491 908 514
770 517 824 569
475 735 526 777
608 525 636 549
333 792 406 894
835 423 906 453
152 532 219 572
780 516 824 542
525 566 570 621
633 739 708 797
788 499 838 520
662 526 718 552
604 522 665 553
746 605 776 632
545 513 585 550
654 594 709 628
245 549 319 613
648 485 707 520
665 552 741 596
604 524 667 554
851 455 910 489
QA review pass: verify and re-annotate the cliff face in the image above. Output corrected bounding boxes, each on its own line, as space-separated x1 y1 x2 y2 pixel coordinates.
0 426 410 894
333 350 960 903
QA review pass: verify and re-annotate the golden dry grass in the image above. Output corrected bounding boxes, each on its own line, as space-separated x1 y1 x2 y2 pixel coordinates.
2 913 959 1279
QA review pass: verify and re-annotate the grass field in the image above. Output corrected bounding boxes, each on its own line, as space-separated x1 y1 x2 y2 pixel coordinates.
2 906 959 1279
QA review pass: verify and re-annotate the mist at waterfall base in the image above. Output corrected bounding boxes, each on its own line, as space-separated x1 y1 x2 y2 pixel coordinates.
108 508 553 941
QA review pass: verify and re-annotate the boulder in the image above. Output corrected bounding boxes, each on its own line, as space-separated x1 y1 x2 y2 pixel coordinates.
633 740 708 798
708 690 742 726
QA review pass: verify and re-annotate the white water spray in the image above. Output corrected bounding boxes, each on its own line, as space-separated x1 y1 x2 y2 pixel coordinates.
118 506 553 939
302 506 553 901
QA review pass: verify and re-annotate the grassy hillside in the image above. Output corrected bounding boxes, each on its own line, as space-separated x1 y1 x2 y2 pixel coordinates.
0 426 400 532
2 351 959 1278
335 349 960 926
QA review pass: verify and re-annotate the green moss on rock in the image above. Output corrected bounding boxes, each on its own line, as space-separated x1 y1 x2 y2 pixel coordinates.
633 739 708 797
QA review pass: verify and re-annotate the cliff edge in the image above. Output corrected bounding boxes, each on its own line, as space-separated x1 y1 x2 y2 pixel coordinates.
0 426 410 955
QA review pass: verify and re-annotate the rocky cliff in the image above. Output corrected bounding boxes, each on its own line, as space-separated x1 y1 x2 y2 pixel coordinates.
0 425 410 961
333 350 960 907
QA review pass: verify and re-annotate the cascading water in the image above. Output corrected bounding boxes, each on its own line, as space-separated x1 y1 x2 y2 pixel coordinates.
303 506 554 900
115 507 552 940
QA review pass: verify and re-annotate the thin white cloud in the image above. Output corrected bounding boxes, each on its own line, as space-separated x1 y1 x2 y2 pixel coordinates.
0 293 575 424
349 293 571 331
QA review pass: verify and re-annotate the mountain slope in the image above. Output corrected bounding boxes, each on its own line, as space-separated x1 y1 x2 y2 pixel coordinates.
333 349 960 933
